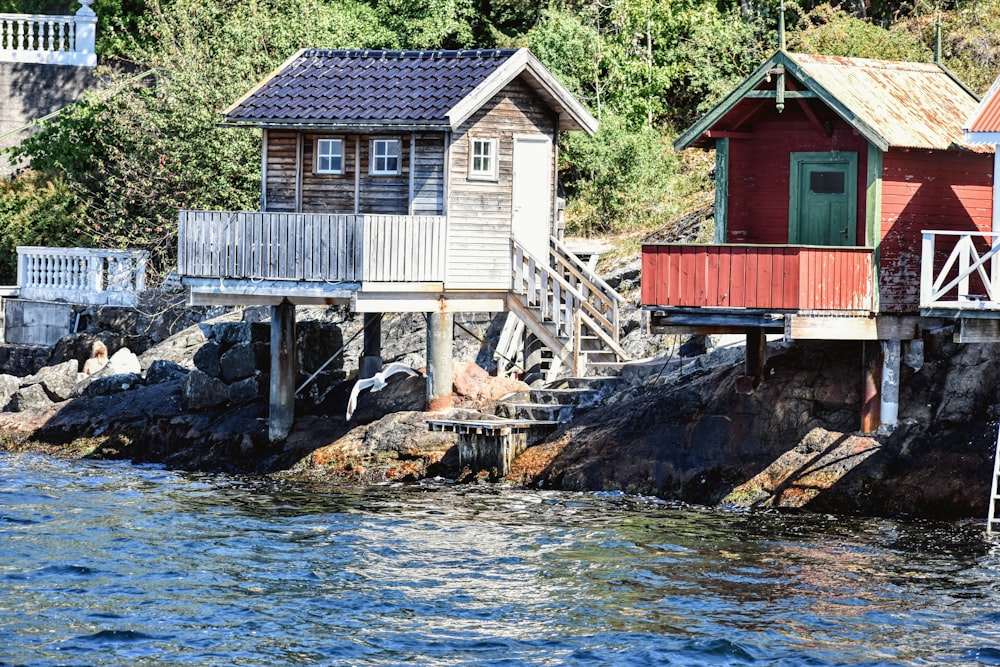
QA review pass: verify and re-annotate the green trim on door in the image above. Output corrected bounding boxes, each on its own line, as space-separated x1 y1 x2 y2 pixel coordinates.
788 151 858 246
714 137 729 243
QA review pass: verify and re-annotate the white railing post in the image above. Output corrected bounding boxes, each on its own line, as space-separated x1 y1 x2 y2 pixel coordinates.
73 0 96 67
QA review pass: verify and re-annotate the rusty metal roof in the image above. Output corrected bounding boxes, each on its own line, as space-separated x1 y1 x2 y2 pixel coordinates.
964 74 1000 144
676 51 990 154
222 48 597 134
790 53 987 153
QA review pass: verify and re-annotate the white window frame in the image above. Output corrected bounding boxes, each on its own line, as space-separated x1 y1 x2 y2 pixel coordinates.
314 137 344 175
370 138 401 176
468 137 498 181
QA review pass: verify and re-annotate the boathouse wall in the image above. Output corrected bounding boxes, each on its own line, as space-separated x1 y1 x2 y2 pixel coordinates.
878 149 994 312
725 108 870 245
446 76 558 289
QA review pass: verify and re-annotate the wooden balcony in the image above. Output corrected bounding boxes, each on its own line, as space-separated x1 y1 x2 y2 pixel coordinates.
920 230 1000 313
641 244 876 313
178 211 447 286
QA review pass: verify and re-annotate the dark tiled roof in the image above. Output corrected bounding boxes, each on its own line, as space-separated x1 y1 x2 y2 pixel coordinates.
225 49 519 125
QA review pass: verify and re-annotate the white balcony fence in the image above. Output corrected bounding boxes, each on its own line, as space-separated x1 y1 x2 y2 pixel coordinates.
920 230 1000 310
0 1 96 67
17 246 149 306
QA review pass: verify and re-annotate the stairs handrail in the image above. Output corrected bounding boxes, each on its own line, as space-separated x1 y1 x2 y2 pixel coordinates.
549 237 625 342
511 239 617 339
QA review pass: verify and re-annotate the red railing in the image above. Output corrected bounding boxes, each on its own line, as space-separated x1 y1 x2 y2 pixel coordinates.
641 244 876 312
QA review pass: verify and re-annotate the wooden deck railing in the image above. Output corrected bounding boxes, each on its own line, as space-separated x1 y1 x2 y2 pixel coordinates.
17 246 148 306
641 244 876 312
550 236 625 342
177 211 447 284
0 1 96 67
920 230 1000 310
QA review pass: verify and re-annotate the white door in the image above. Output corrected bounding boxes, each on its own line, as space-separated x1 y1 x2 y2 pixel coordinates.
512 136 553 260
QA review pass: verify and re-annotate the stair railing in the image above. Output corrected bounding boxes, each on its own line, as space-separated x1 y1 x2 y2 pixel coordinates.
511 238 626 358
549 236 626 342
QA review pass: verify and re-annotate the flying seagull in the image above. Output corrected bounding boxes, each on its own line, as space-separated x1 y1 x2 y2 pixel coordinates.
346 363 420 420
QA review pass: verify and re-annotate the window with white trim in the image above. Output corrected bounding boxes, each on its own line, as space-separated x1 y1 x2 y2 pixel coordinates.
315 138 344 174
370 138 401 175
469 137 498 180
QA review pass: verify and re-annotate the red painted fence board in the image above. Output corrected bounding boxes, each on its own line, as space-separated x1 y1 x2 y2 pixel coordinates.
641 244 875 312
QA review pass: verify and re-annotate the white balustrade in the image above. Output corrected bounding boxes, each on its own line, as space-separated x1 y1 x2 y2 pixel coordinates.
920 230 1000 310
16 246 148 306
0 1 96 67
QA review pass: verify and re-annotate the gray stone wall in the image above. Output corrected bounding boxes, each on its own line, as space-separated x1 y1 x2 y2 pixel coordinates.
0 63 95 176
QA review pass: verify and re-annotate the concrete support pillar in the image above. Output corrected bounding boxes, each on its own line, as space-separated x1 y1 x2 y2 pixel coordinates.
269 300 296 442
880 339 901 429
861 341 882 435
360 313 383 380
426 311 453 412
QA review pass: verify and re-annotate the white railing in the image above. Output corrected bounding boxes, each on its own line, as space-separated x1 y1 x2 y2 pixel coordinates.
550 236 625 343
920 230 1000 310
178 211 447 284
0 1 96 67
17 246 149 306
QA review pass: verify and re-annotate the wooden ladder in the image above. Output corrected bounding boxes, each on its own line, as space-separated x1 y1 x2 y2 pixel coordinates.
989 423 1000 533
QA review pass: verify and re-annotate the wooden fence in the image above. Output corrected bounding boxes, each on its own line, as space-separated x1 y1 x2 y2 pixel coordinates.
641 244 876 312
178 211 447 284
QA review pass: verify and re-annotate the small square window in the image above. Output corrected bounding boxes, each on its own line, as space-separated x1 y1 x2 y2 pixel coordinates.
469 138 498 180
371 138 401 175
315 138 343 174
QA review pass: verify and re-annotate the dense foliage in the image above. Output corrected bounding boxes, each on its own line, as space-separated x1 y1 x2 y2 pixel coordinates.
3 0 1000 279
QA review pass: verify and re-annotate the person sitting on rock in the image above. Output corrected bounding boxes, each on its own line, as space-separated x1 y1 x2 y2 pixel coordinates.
83 341 108 375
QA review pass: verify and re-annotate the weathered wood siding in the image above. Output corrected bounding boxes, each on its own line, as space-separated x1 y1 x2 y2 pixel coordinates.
300 133 357 213
263 132 445 216
641 244 875 311
447 77 558 289
879 149 993 312
726 107 869 244
264 131 298 212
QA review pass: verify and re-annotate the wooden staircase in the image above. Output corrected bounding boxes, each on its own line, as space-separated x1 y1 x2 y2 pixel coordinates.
500 237 629 383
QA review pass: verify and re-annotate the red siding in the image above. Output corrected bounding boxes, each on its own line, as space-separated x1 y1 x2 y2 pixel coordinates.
727 107 870 245
879 149 994 312
641 245 874 312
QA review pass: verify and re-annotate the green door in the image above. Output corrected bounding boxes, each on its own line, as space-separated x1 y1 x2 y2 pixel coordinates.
789 152 858 246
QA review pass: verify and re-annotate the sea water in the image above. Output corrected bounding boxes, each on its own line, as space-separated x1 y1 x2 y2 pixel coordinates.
2 451 999 666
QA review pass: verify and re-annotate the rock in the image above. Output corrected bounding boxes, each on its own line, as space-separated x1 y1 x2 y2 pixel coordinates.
0 374 20 409
679 335 708 357
8 383 53 412
213 321 251 347
24 360 80 402
193 341 222 378
349 374 425 425
452 361 489 399
84 373 143 397
105 348 142 376
228 375 260 404
181 370 229 410
145 360 189 385
220 343 256 384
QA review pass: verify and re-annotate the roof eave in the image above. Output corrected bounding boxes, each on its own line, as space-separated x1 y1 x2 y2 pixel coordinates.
963 130 1000 146
219 119 450 131
673 50 891 153
446 48 598 136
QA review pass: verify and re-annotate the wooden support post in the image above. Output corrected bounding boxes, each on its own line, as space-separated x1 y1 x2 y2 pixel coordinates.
736 328 766 393
360 312 383 380
426 310 453 412
861 341 882 435
880 339 900 429
269 300 296 442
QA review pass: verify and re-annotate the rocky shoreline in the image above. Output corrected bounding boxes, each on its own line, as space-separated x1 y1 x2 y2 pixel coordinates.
0 286 996 522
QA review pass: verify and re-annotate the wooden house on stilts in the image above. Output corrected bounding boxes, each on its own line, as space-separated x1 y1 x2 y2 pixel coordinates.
641 49 995 432
177 49 627 440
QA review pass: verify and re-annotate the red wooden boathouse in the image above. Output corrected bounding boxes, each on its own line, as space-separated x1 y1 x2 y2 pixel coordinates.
642 49 994 431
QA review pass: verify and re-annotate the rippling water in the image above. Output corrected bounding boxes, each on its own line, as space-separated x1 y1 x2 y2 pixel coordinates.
2 452 1000 666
